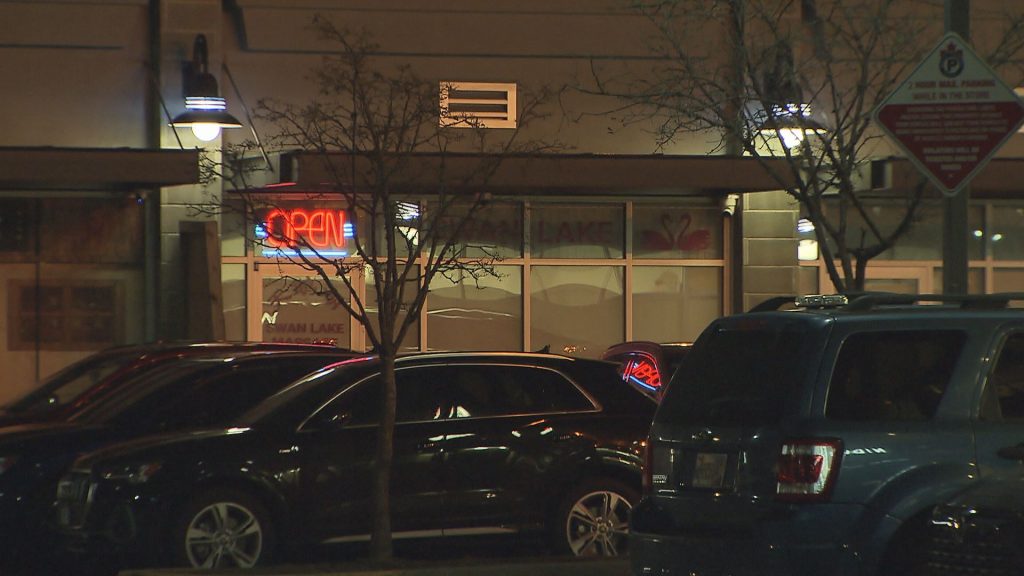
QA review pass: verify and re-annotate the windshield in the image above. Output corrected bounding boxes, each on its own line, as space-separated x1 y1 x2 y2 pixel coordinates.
658 320 813 427
1 350 138 414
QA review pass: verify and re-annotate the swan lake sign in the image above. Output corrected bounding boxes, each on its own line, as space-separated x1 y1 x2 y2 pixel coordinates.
873 33 1024 196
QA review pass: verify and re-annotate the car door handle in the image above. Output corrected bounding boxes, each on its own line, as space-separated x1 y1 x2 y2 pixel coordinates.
997 443 1024 461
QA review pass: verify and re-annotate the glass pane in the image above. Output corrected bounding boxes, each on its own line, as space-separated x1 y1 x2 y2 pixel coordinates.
822 201 983 260
261 276 350 347
221 205 248 257
659 323 813 426
530 266 623 358
222 264 246 341
633 266 721 343
427 266 522 351
40 198 144 264
990 205 1024 260
633 205 722 259
366 265 420 353
368 200 420 260
933 267 986 295
993 269 1024 308
435 201 522 258
798 265 820 295
863 277 918 294
0 198 35 263
826 331 965 421
530 204 624 259
991 333 1024 419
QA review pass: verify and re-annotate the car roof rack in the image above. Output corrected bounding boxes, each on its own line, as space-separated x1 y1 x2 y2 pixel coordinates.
748 292 1024 313
843 292 1024 311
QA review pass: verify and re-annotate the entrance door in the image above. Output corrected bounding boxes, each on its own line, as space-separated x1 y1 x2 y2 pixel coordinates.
250 264 360 350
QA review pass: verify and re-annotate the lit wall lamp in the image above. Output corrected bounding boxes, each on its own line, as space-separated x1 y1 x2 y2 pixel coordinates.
169 34 242 142
757 103 826 150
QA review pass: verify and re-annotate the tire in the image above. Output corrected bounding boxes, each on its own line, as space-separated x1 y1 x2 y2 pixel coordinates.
553 478 638 557
170 488 275 569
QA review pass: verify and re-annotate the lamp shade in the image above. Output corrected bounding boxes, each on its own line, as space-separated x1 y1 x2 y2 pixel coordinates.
169 35 243 142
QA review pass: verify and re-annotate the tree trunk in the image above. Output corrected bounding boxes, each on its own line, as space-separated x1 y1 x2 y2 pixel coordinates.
370 351 397 560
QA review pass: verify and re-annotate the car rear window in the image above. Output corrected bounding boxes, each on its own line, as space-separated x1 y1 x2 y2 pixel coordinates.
825 330 965 421
657 322 812 426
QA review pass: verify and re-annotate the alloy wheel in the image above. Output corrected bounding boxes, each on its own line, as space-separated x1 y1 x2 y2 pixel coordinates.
184 501 264 568
564 489 632 556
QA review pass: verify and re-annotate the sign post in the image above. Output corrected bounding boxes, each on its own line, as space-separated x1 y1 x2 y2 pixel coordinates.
874 28 1024 293
874 33 1024 196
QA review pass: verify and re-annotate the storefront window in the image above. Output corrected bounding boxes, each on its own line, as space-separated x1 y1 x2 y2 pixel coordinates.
435 200 523 258
366 266 420 352
824 201 983 260
427 266 522 351
633 266 721 343
990 205 1024 261
530 204 624 259
530 266 624 358
633 205 722 259
261 276 350 347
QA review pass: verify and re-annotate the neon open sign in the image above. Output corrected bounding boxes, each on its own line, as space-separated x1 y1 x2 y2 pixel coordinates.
257 208 352 257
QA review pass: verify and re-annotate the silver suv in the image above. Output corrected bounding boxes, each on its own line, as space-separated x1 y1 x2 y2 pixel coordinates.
629 293 1024 576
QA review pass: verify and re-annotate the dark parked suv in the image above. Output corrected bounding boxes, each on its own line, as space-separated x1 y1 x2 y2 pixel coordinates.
56 352 656 569
629 293 1024 576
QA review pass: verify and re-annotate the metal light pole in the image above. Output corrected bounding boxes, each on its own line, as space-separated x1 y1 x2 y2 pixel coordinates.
943 0 970 295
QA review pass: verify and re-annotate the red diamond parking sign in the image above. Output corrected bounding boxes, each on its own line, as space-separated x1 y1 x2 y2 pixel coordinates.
874 33 1024 196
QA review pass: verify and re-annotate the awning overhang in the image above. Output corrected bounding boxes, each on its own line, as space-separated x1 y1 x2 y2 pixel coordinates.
0 147 201 191
261 152 794 196
884 157 1024 198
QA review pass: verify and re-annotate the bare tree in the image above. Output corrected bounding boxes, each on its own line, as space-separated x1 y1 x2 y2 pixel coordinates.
571 0 1024 292
215 18 554 561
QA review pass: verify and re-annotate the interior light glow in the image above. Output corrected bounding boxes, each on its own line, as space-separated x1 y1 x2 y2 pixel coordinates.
798 239 819 261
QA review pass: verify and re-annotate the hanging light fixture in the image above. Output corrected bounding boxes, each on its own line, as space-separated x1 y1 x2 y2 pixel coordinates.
169 34 242 142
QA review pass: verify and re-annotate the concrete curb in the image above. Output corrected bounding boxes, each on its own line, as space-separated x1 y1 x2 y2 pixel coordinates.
119 557 630 576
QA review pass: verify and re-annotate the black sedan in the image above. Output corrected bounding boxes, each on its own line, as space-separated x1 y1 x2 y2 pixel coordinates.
55 352 656 569
0 349 353 572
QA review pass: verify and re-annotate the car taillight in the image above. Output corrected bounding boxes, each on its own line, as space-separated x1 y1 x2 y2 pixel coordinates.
641 439 653 494
775 438 842 502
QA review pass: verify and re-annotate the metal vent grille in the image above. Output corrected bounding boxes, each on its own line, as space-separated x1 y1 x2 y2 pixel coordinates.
440 82 517 129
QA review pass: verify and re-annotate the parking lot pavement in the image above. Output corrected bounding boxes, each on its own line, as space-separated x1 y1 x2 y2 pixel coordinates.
118 557 630 576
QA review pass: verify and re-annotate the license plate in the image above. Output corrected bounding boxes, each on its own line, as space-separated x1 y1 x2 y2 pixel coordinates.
692 452 728 488
57 480 80 500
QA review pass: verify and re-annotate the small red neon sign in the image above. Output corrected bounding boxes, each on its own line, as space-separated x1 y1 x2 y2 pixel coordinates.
623 354 661 390
263 209 347 249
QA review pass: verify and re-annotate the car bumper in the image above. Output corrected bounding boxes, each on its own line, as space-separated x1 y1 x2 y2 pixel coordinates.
54 482 170 563
628 498 870 576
